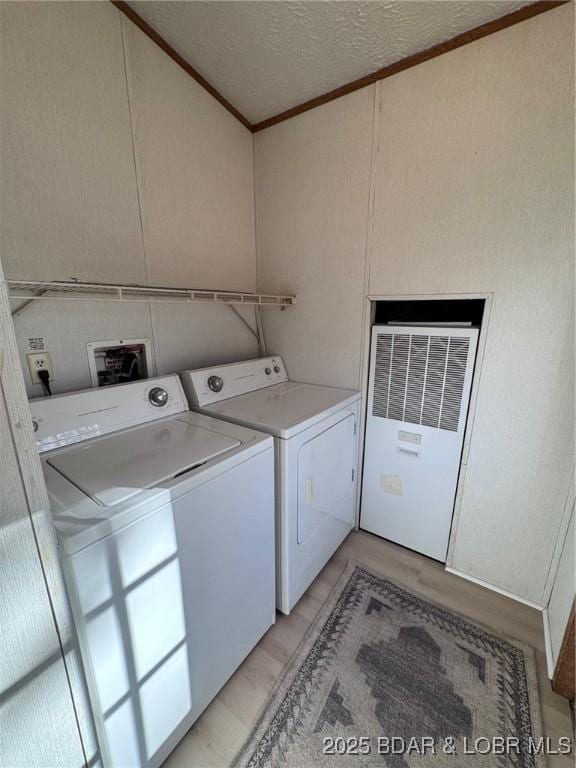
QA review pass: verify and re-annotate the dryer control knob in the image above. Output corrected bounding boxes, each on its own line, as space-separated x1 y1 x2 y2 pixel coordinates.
265 367 271 375
208 375 224 393
273 365 280 373
149 387 169 407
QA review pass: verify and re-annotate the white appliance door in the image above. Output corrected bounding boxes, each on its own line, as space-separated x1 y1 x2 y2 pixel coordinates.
48 419 239 507
297 414 356 544
360 326 478 561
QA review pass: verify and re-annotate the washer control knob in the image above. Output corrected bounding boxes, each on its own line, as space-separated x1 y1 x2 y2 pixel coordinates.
32 420 39 433
208 375 224 393
273 365 281 373
265 367 271 375
149 387 169 407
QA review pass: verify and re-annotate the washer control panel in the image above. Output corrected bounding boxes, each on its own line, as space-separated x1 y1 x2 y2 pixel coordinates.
181 356 288 407
31 375 188 453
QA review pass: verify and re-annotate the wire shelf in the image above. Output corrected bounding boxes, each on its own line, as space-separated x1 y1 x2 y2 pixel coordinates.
6 279 296 308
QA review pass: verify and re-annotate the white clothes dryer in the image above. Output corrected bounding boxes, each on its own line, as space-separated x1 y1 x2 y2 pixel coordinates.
180 357 360 614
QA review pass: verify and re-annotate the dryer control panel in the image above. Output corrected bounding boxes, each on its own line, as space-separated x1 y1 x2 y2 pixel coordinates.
182 356 288 407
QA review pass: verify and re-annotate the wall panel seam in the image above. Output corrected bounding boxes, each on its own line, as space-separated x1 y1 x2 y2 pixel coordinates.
354 83 379 530
118 12 161 374
357 83 378 388
251 131 260 338
118 14 148 283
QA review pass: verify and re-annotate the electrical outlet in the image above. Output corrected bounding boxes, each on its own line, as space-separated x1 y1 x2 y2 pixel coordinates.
27 352 54 385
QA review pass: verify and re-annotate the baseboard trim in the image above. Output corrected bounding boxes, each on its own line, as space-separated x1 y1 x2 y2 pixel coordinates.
542 607 555 678
445 566 545 611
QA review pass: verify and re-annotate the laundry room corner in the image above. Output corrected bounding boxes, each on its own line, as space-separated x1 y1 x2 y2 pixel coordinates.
252 3 574 609
1 1 574 765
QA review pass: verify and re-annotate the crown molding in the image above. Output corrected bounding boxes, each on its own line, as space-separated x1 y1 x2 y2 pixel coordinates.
112 1 569 134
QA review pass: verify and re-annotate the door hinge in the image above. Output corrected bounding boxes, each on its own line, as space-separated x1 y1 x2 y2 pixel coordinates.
352 468 355 483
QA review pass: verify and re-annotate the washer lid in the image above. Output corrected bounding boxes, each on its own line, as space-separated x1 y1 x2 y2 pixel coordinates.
202 382 360 439
47 416 240 507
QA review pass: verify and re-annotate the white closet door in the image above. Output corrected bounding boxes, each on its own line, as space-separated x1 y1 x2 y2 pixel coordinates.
361 325 478 562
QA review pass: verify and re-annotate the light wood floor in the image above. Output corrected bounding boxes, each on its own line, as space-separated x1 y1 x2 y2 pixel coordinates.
164 531 574 768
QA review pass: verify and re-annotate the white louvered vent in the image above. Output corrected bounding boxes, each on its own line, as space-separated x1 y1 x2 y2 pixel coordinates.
372 332 471 432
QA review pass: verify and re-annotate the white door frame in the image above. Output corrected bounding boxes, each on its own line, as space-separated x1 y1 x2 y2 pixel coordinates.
0 261 95 765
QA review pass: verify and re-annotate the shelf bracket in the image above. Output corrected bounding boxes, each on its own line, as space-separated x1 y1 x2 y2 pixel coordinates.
227 304 258 340
11 289 47 318
255 306 267 356
227 304 267 356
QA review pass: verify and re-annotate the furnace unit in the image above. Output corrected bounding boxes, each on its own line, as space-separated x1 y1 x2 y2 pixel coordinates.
361 325 479 561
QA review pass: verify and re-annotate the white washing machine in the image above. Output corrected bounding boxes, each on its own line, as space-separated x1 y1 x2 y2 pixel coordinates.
180 357 360 614
31 375 275 768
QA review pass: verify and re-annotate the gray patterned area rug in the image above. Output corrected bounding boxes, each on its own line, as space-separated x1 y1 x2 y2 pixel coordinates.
234 562 545 768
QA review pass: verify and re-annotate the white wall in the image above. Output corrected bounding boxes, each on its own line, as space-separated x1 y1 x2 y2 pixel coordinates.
1 2 258 398
370 5 574 605
255 4 575 605
122 17 256 291
256 88 374 389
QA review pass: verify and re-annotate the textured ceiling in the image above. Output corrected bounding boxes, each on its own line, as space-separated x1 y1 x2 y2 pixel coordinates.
128 1 532 124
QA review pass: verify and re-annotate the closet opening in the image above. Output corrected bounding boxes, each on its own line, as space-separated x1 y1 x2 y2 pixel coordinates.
374 297 485 327
360 296 486 563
